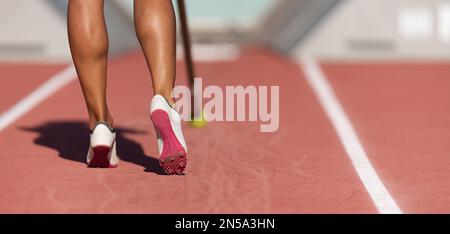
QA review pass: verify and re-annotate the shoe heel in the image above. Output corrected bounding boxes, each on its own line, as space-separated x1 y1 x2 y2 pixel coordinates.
151 110 170 129
87 122 117 168
89 145 111 168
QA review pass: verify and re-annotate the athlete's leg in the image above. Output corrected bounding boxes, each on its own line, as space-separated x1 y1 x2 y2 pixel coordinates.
134 0 188 175
134 0 177 106
67 0 113 130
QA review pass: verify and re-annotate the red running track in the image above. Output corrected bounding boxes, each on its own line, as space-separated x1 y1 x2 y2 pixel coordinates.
0 48 448 213
0 63 66 113
323 63 450 213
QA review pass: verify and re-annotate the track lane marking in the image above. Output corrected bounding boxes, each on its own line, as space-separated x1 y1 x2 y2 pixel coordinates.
299 57 402 214
0 65 76 132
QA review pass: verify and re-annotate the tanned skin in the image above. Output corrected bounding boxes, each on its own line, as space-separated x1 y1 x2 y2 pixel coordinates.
68 0 177 130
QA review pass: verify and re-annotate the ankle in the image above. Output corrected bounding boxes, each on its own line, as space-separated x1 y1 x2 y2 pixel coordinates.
155 92 175 107
89 114 114 130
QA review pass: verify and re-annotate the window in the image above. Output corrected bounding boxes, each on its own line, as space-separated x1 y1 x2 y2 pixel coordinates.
398 6 433 40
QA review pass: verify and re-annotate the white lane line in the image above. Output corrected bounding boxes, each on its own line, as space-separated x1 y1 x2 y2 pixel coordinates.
0 65 77 132
300 57 402 214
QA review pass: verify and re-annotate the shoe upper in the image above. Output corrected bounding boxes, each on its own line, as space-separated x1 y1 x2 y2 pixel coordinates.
90 122 116 148
86 122 118 166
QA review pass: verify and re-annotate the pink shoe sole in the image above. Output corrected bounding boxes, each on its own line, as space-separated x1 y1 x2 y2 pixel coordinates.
88 146 117 168
151 110 187 175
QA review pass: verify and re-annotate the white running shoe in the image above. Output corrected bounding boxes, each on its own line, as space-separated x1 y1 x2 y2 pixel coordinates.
86 122 119 168
150 95 188 175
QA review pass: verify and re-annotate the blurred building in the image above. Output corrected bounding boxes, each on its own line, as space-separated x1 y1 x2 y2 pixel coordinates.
297 0 450 60
0 0 449 62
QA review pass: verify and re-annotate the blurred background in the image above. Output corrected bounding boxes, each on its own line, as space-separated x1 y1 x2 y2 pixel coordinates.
1 0 449 63
1 0 450 214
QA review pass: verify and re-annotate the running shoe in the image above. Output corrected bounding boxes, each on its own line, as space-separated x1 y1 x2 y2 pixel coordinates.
86 122 119 168
150 95 188 175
